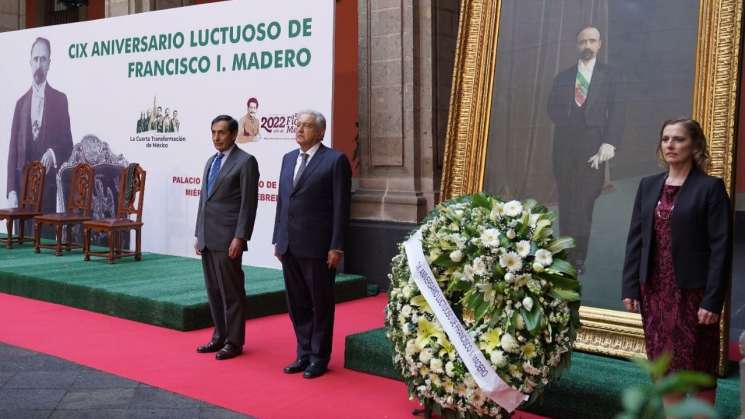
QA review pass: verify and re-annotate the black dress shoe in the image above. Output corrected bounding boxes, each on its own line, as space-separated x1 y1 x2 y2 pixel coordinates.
196 340 224 353
303 363 327 379
215 343 243 360
283 359 310 374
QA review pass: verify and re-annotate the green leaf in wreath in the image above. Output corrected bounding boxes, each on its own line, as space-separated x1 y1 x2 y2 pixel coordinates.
549 288 581 302
492 263 505 279
547 259 577 278
510 311 520 331
517 222 530 237
461 289 481 312
471 193 491 209
433 253 457 268
474 298 491 323
533 219 553 240
536 272 581 291
521 306 542 333
446 279 472 294
547 237 576 254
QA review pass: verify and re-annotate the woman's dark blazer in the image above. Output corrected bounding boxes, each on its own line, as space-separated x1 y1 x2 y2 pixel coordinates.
621 168 732 313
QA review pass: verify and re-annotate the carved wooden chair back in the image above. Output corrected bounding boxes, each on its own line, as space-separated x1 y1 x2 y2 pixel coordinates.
66 163 95 216
115 164 146 222
20 161 45 211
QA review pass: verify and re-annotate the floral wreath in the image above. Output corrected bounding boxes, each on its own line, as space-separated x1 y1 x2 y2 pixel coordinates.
385 193 582 418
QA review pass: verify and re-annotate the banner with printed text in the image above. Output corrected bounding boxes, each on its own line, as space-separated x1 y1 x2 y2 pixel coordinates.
0 0 334 268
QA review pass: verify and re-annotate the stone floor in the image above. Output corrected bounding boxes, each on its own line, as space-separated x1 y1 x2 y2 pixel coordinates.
0 343 254 419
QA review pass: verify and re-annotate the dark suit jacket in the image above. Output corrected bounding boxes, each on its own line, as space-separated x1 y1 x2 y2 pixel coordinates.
7 83 73 198
547 63 624 165
622 169 732 313
195 146 260 252
273 144 351 259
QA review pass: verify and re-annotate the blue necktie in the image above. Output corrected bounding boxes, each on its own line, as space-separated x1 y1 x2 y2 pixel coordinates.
207 152 224 195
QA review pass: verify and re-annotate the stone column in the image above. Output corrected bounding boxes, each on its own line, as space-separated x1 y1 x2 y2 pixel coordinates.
346 0 459 288
355 0 433 223
106 0 190 16
106 0 132 17
0 0 25 32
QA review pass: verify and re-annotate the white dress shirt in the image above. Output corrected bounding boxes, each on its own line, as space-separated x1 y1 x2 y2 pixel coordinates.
30 81 46 141
293 142 321 179
577 57 596 85
215 144 236 171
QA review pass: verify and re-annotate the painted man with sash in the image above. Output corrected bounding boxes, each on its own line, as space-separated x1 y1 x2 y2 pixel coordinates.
547 26 624 274
6 37 73 213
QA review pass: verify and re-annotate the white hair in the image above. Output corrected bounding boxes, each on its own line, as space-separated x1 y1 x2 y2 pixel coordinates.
297 109 326 131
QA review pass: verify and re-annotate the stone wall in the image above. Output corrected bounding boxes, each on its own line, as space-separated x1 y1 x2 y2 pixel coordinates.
0 0 24 32
353 0 459 223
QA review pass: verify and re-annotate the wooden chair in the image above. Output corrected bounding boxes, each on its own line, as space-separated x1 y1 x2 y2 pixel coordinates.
82 164 146 263
0 161 45 248
33 163 95 255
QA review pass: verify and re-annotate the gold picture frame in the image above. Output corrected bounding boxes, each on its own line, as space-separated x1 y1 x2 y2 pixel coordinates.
441 0 742 374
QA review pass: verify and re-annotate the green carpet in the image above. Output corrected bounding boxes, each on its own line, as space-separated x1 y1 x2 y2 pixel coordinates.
344 328 741 419
0 244 367 331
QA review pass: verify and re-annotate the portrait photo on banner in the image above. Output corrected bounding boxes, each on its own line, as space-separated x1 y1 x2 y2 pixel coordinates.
483 0 699 311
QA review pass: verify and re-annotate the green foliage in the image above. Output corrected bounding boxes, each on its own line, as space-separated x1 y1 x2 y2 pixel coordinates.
615 355 718 419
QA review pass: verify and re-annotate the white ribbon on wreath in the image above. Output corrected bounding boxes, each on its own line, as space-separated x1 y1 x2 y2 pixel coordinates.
404 229 528 413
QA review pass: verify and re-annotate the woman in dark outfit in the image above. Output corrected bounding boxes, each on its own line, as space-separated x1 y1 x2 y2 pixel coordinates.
622 118 731 410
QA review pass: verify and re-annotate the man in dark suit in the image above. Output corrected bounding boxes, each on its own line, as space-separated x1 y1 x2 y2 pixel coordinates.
273 110 351 379
7 37 73 213
547 26 624 273
194 115 260 360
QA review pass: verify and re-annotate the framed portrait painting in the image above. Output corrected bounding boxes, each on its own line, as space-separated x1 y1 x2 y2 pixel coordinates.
441 0 742 374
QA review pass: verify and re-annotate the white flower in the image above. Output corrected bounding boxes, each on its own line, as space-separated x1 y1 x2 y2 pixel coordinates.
506 229 516 240
405 339 420 356
463 375 476 389
489 350 506 367
503 200 523 217
480 228 500 248
419 348 433 364
532 262 544 272
522 296 534 312
500 333 519 353
401 305 413 318
430 358 444 374
472 257 488 276
463 264 475 282
504 272 515 283
402 285 414 299
444 380 455 393
499 252 523 272
515 240 531 257
490 204 503 221
534 249 553 267
515 314 525 330
445 361 455 377
529 213 541 227
449 250 463 263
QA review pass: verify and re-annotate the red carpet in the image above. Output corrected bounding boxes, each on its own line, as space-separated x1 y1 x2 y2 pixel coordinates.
0 292 546 418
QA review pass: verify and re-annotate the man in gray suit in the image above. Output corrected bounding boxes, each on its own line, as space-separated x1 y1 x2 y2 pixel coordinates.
194 115 260 360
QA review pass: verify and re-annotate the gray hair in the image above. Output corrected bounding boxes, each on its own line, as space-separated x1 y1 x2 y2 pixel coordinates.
297 109 326 131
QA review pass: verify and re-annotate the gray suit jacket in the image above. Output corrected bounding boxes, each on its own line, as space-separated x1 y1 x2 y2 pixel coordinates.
195 146 260 252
